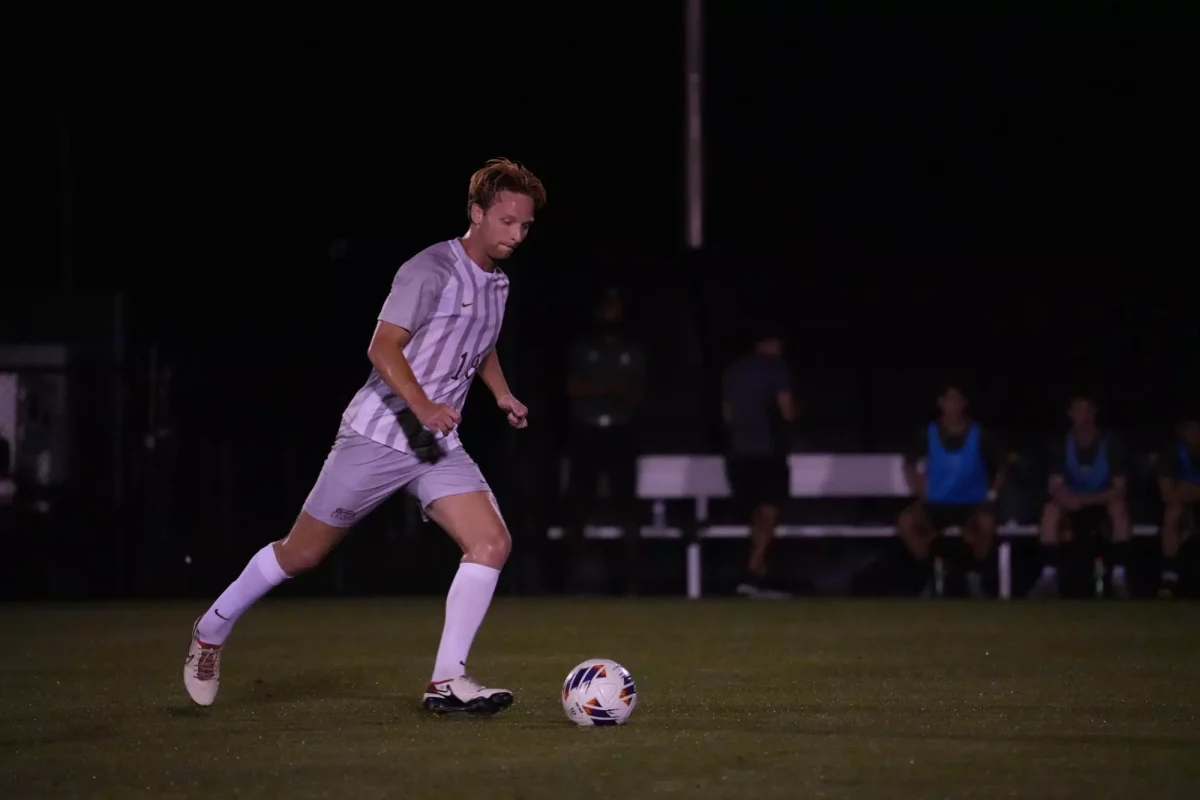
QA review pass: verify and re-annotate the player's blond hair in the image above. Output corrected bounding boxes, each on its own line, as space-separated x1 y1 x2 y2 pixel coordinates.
467 158 547 219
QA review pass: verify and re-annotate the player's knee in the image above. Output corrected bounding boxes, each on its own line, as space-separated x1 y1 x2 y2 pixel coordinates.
1107 499 1129 523
466 526 511 568
275 539 328 575
973 512 997 537
1164 502 1184 525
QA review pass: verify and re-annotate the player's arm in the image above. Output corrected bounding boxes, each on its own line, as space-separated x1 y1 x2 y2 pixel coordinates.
367 322 433 411
478 350 513 400
982 432 1013 501
1081 439 1129 506
773 361 798 423
720 365 736 426
368 261 457 432
903 431 927 498
1157 449 1200 504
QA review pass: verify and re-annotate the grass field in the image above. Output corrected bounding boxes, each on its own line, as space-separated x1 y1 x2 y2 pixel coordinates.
2 598 1199 799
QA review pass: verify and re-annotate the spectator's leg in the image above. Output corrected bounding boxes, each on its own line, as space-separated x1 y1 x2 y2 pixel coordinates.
1160 502 1184 596
1030 502 1063 598
747 501 780 579
898 502 938 595
564 428 602 593
962 509 997 598
1107 499 1132 597
608 426 640 595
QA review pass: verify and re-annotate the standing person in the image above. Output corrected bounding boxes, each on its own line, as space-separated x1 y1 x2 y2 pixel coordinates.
183 158 546 716
721 331 797 597
564 287 647 593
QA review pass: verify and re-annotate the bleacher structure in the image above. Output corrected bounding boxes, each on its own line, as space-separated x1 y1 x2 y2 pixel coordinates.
546 454 1161 599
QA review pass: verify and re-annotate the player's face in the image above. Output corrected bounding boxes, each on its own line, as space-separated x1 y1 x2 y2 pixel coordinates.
1068 399 1096 428
477 191 536 261
757 338 783 358
938 389 967 419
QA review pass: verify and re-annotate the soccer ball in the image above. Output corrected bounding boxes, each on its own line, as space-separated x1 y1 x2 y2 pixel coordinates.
561 658 637 727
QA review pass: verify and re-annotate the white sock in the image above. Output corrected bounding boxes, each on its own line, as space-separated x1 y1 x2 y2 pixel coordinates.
195 544 290 645
431 562 500 682
1113 565 1127 580
1042 565 1058 578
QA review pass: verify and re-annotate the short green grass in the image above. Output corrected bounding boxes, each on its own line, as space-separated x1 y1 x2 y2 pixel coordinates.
1 598 1198 799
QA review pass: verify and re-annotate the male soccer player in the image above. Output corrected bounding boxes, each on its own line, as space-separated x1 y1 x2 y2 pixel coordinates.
182 158 546 715
897 383 1009 598
1028 394 1131 598
1156 411 1200 598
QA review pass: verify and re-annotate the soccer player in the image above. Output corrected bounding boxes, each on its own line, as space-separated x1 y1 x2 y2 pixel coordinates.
1028 394 1131 599
897 383 1009 598
1156 410 1200 598
183 158 546 715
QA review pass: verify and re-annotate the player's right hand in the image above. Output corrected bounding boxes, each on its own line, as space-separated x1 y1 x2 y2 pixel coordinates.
414 402 461 436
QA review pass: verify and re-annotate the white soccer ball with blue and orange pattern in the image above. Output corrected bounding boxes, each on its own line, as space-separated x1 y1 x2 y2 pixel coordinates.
561 658 637 726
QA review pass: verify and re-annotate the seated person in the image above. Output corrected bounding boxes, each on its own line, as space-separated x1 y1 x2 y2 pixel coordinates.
1029 394 1131 598
1156 411 1200 598
0 433 13 507
898 383 1008 598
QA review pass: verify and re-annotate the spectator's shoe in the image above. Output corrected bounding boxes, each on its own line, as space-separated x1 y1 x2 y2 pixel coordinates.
735 575 791 599
422 676 513 715
1157 576 1179 599
1027 573 1059 600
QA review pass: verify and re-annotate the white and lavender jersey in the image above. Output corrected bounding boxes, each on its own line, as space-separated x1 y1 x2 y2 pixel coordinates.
343 238 510 454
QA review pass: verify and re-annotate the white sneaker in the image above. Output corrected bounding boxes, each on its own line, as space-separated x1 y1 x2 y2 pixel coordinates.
183 619 222 707
422 675 513 715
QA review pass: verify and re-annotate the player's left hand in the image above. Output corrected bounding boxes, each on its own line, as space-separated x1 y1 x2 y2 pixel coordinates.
496 394 528 429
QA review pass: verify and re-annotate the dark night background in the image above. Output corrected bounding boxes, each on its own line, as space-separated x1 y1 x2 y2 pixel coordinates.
4 4 1196 599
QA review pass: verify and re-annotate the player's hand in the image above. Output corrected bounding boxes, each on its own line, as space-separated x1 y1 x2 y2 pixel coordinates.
496 394 528 429
413 401 461 436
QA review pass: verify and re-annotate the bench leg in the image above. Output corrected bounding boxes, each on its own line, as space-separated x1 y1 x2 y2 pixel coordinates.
998 541 1012 600
686 542 702 599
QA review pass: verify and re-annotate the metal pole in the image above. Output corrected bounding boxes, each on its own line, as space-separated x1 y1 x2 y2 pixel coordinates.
113 293 125 512
685 0 704 250
57 111 74 292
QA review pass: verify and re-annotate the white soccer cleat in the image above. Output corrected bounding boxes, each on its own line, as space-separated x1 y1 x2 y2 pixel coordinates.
422 675 513 715
183 620 222 707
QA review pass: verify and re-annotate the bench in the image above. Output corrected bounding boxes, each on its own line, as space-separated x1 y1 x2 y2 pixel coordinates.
546 454 1161 599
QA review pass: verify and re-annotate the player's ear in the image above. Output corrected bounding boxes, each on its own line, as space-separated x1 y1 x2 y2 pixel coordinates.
470 203 484 226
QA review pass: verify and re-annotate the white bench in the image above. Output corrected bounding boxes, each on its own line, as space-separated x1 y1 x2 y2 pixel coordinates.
547 454 1160 599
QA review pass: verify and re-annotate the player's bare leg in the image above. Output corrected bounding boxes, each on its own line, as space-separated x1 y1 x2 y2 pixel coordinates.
1158 502 1185 598
1029 503 1063 598
961 510 996 598
1107 499 1132 598
421 490 514 715
897 503 938 596
183 512 347 706
736 503 789 598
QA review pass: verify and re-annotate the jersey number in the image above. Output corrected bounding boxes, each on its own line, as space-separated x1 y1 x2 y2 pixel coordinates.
451 352 483 380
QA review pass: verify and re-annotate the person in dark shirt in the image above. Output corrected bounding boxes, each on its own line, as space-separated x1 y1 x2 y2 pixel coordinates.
721 332 797 598
0 433 13 507
1028 394 1131 599
1155 411 1200 597
563 287 648 592
898 383 1009 597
